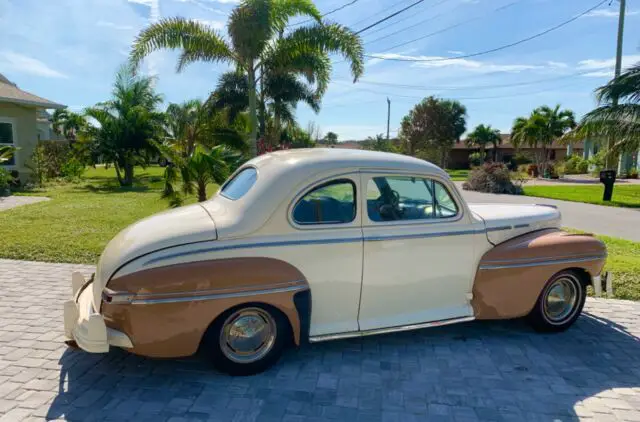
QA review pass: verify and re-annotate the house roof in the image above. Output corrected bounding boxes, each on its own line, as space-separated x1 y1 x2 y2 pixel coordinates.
0 73 65 109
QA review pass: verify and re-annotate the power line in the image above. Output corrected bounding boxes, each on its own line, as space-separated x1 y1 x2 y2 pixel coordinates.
369 0 521 52
347 0 413 29
356 0 427 34
359 0 450 38
365 0 608 62
288 0 360 28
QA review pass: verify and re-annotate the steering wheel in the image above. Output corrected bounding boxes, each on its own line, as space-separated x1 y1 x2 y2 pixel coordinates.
378 189 402 220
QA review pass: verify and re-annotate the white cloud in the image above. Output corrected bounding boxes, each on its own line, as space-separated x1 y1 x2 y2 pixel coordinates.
0 51 67 79
97 21 134 30
547 61 568 68
127 0 155 6
578 54 640 70
367 53 541 73
582 71 614 78
447 50 465 55
583 9 639 18
194 19 226 30
172 0 227 13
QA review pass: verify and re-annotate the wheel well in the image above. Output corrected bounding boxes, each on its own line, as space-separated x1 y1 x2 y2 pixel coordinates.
198 302 295 354
564 267 592 287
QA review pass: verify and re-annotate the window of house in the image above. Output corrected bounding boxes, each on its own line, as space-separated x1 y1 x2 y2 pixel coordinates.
0 121 15 166
367 176 458 222
292 179 356 225
220 167 257 200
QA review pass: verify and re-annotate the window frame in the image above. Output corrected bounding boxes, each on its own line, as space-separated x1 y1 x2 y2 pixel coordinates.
288 173 359 230
219 165 258 200
0 117 17 168
362 173 463 226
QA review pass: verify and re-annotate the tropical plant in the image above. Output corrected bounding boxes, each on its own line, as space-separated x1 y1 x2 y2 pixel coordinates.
564 155 589 175
0 167 12 196
511 105 576 175
400 96 467 168
0 145 16 165
164 99 246 158
159 144 232 207
462 162 523 194
129 0 364 156
83 65 164 186
572 62 640 168
323 131 338 145
468 152 485 167
51 109 87 142
363 134 396 152
466 124 501 161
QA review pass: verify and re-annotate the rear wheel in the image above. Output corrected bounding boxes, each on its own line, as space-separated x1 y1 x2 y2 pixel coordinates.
205 305 287 376
528 270 586 332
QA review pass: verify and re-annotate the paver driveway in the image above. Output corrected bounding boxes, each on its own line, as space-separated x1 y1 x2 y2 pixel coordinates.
0 259 639 422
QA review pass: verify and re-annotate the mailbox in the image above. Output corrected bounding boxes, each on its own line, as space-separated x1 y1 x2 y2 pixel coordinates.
600 170 616 201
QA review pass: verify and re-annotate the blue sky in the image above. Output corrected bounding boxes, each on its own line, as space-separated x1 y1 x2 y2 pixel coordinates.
1 0 639 140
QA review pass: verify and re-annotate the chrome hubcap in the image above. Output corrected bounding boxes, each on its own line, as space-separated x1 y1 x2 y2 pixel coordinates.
219 308 276 364
544 276 579 323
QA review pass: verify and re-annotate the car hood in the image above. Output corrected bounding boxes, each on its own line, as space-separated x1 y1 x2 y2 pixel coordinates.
93 203 217 308
469 203 561 245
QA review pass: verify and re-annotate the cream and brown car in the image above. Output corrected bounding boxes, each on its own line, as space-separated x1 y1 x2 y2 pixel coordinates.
64 149 606 375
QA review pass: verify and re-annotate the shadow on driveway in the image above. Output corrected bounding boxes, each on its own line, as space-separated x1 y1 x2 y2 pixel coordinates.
47 313 640 421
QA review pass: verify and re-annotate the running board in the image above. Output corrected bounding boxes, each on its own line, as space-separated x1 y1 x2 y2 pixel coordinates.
308 316 475 343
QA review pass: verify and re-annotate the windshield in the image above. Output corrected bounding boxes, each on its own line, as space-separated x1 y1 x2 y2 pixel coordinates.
220 167 258 200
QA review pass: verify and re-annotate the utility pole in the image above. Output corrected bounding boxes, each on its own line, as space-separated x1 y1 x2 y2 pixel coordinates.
601 0 626 202
386 97 391 140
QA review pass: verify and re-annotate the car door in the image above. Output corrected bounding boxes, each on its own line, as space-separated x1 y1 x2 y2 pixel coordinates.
285 174 364 337
358 172 480 331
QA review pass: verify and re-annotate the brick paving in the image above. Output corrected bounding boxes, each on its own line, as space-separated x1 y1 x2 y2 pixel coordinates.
0 258 638 421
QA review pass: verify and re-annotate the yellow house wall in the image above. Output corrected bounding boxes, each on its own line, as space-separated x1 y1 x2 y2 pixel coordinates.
0 103 37 180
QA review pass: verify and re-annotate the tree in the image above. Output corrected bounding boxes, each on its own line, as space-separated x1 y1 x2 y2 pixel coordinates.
129 0 364 157
159 144 232 206
84 65 164 187
306 121 322 143
571 61 640 168
323 131 338 145
363 134 396 152
164 99 246 158
466 124 501 161
51 109 87 142
400 96 467 168
0 145 16 164
511 105 576 175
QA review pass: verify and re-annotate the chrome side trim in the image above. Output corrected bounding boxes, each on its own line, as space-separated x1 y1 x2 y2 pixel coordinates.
309 316 475 343
365 229 484 242
145 237 363 266
479 254 606 270
513 223 530 229
130 285 307 305
486 225 512 232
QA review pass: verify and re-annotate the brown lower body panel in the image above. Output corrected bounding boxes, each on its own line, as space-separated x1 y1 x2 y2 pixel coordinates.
472 258 605 320
102 289 304 358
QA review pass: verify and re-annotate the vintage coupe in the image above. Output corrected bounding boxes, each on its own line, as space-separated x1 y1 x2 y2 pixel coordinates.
65 149 606 375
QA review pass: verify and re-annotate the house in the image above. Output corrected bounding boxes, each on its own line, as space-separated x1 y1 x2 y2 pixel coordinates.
448 134 585 169
0 73 65 180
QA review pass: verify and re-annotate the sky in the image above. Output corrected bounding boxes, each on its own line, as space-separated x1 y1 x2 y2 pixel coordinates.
1 0 639 140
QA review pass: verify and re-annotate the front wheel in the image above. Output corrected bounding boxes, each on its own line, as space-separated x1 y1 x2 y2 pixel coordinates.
205 305 287 376
528 270 586 332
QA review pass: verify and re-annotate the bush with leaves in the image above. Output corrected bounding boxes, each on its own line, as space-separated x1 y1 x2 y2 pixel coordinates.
0 168 12 196
564 155 589 174
463 162 523 194
468 152 485 167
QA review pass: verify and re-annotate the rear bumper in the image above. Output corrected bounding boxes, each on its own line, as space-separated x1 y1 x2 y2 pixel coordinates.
63 272 133 353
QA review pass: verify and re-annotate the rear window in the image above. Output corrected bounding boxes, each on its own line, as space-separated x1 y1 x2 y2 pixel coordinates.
220 167 257 200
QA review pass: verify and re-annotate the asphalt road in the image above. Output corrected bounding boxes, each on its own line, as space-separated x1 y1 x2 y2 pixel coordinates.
454 182 640 242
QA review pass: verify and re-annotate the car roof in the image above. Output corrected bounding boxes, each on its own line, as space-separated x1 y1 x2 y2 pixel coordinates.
248 148 447 177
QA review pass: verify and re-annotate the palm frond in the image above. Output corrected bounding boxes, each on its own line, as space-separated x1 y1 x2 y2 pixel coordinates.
596 62 640 104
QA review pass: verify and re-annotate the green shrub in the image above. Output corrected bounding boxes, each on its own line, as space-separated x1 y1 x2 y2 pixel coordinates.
61 156 85 181
564 155 589 174
468 152 485 167
28 141 85 184
462 162 523 194
628 167 638 179
0 167 12 196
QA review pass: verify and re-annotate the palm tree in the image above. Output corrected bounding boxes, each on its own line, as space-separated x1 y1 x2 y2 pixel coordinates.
129 0 364 157
0 145 16 165
466 124 501 161
159 144 232 206
573 62 640 168
84 65 164 186
51 109 87 142
164 99 246 158
511 105 575 175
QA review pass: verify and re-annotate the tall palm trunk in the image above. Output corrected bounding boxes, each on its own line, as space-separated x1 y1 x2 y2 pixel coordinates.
259 64 266 139
123 162 135 187
197 180 207 202
247 64 258 157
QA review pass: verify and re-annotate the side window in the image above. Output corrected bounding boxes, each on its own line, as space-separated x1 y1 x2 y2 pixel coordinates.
220 167 257 200
367 176 458 222
293 179 356 225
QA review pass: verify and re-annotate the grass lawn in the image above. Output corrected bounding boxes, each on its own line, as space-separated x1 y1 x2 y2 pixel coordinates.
1 166 217 264
446 169 469 181
524 185 640 208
